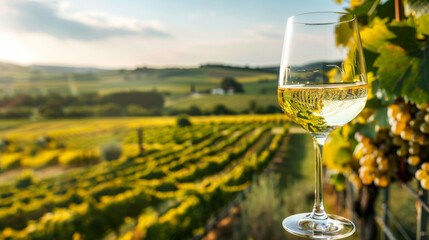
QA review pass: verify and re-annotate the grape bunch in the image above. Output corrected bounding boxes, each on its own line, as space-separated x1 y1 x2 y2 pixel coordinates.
353 130 392 188
351 99 429 189
415 163 429 190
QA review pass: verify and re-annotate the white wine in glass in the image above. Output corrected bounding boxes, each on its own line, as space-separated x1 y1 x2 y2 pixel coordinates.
278 12 368 239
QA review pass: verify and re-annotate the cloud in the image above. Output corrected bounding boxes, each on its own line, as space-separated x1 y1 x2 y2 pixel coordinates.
9 0 170 40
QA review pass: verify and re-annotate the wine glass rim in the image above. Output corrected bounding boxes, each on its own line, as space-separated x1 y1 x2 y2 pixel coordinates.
288 11 356 25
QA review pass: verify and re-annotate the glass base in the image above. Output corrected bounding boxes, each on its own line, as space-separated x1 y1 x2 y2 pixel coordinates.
282 213 355 239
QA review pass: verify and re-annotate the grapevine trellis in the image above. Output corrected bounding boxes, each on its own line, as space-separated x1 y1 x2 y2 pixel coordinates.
346 181 428 240
0 115 289 240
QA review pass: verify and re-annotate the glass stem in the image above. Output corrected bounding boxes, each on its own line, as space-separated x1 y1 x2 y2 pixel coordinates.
310 134 328 220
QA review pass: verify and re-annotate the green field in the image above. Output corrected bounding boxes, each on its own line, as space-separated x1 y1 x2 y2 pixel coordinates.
0 62 279 115
0 63 277 97
165 94 278 112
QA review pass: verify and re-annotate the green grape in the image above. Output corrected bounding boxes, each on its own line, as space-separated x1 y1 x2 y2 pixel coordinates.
354 132 364 142
360 171 374 185
399 102 410 112
409 119 421 130
409 143 420 155
417 111 426 121
422 162 429 171
396 146 408 157
417 103 429 110
411 132 425 144
392 121 406 135
422 136 429 146
388 104 400 119
407 155 420 166
421 179 429 190
396 111 411 123
377 156 389 171
362 144 375 155
425 113 429 123
376 155 387 163
361 137 371 147
400 127 413 141
374 175 389 187
376 129 389 141
416 169 428 180
392 136 404 146
379 143 391 152
373 149 383 158
420 122 429 134
360 155 376 167
359 165 376 175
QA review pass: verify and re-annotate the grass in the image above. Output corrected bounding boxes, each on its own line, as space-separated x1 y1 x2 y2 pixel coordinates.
377 181 418 239
278 129 314 185
233 127 315 240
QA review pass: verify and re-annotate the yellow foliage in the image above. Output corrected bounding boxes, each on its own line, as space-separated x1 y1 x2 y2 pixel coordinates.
0 152 22 170
21 150 60 168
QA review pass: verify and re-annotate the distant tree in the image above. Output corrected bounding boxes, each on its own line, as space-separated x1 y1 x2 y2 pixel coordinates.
265 105 282 113
187 105 202 116
213 104 235 115
221 77 244 93
167 108 183 116
98 91 164 109
39 98 64 118
249 100 257 112
126 104 149 116
177 114 192 127
255 106 266 114
65 106 94 118
148 107 162 116
95 103 122 117
72 93 98 106
3 107 33 119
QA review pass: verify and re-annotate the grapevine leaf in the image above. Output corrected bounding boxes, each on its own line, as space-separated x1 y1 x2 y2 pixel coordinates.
357 122 377 139
349 0 394 25
360 18 394 52
388 20 420 52
376 0 395 19
365 97 383 108
371 106 390 127
352 0 377 16
336 147 353 165
330 173 346 191
375 42 429 104
363 49 379 73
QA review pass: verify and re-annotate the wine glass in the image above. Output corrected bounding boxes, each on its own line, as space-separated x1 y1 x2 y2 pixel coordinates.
278 12 367 239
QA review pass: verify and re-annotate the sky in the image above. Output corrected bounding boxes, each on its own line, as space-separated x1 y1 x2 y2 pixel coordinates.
0 0 346 68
